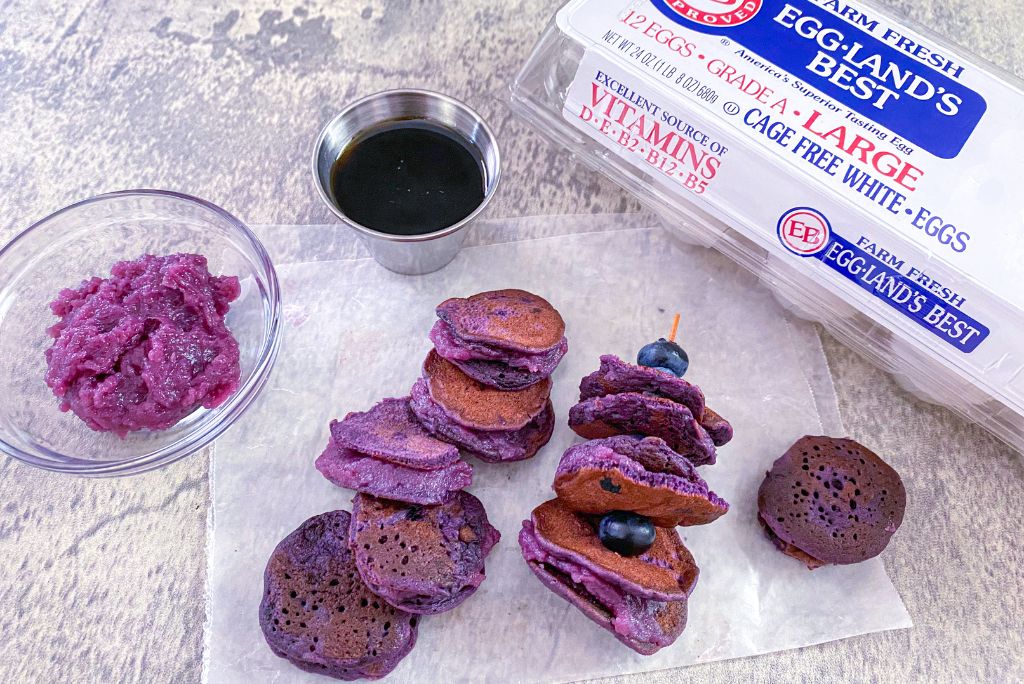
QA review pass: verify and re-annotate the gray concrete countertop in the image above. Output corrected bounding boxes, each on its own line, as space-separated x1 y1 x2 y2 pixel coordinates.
1 1 1022 682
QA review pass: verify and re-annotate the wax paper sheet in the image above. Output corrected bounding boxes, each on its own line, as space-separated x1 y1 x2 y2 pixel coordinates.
204 215 910 684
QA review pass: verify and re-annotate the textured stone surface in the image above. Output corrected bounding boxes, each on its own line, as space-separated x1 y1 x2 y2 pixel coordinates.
1 1 1023 682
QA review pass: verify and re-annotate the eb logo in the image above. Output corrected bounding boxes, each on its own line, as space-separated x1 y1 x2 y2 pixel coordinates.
777 208 831 256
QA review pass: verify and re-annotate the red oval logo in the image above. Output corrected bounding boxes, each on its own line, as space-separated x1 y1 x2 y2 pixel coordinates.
662 0 763 27
777 208 831 256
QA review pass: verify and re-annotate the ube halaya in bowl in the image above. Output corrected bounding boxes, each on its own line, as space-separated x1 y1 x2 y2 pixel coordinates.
0 190 281 476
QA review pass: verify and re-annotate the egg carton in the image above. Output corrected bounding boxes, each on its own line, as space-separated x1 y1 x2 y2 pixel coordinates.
509 0 1024 452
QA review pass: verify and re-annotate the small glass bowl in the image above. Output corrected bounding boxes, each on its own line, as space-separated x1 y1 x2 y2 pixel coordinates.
0 190 282 476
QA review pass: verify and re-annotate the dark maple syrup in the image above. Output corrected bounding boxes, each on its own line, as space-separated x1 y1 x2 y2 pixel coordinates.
330 119 485 236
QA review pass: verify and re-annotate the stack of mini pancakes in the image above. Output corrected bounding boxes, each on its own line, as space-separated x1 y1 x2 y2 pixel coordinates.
259 289 566 680
520 354 733 655
411 289 567 462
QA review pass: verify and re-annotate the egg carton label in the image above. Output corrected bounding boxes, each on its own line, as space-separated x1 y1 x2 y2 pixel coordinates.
777 207 989 351
557 0 1023 362
646 0 987 160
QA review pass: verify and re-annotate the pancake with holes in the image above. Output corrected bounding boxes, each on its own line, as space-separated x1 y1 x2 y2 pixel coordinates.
757 435 906 569
553 435 729 527
315 397 472 505
578 354 733 447
518 498 697 655
409 351 555 462
430 289 567 389
350 491 500 615
569 393 717 466
259 510 419 681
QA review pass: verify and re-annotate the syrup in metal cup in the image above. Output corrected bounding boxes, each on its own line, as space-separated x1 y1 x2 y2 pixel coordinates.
312 90 501 275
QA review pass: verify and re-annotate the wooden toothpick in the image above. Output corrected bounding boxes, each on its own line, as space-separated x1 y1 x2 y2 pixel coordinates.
668 313 681 343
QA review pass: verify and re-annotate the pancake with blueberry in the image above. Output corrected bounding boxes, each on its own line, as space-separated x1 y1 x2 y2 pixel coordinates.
259 510 419 680
315 396 472 505
519 499 697 655
758 436 906 569
578 354 733 448
430 289 568 389
350 491 500 615
580 354 705 419
554 435 729 527
410 351 554 462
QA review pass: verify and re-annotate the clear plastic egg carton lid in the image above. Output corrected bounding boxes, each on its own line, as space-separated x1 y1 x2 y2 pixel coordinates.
508 0 1024 452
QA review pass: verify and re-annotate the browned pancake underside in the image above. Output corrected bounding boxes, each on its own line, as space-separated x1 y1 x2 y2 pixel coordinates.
423 350 551 429
553 468 726 527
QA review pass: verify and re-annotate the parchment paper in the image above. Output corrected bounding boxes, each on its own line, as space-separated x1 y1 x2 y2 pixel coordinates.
205 215 911 683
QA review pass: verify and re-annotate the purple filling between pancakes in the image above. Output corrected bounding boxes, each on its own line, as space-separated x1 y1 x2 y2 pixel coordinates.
430 320 567 374
569 393 717 467
518 521 686 656
445 358 551 391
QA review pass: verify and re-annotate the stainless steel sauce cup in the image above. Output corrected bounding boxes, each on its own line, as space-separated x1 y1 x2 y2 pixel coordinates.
312 89 501 275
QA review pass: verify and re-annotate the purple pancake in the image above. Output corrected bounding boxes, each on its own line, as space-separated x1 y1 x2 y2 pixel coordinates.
410 377 555 462
577 355 734 449
518 499 696 655
699 407 733 447
758 436 906 569
553 436 729 527
350 491 500 615
430 289 568 389
422 350 551 431
569 393 717 466
331 397 459 470
259 510 419 680
431 320 568 376
316 438 472 505
435 289 566 354
579 355 706 420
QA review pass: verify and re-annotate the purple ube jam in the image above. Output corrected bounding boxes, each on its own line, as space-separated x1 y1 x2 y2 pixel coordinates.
44 253 241 436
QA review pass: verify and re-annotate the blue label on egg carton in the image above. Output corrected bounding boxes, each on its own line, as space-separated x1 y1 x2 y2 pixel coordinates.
647 0 987 159
776 206 989 351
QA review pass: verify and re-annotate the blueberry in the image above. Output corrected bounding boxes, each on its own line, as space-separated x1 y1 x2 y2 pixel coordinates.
637 338 689 377
597 511 656 557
